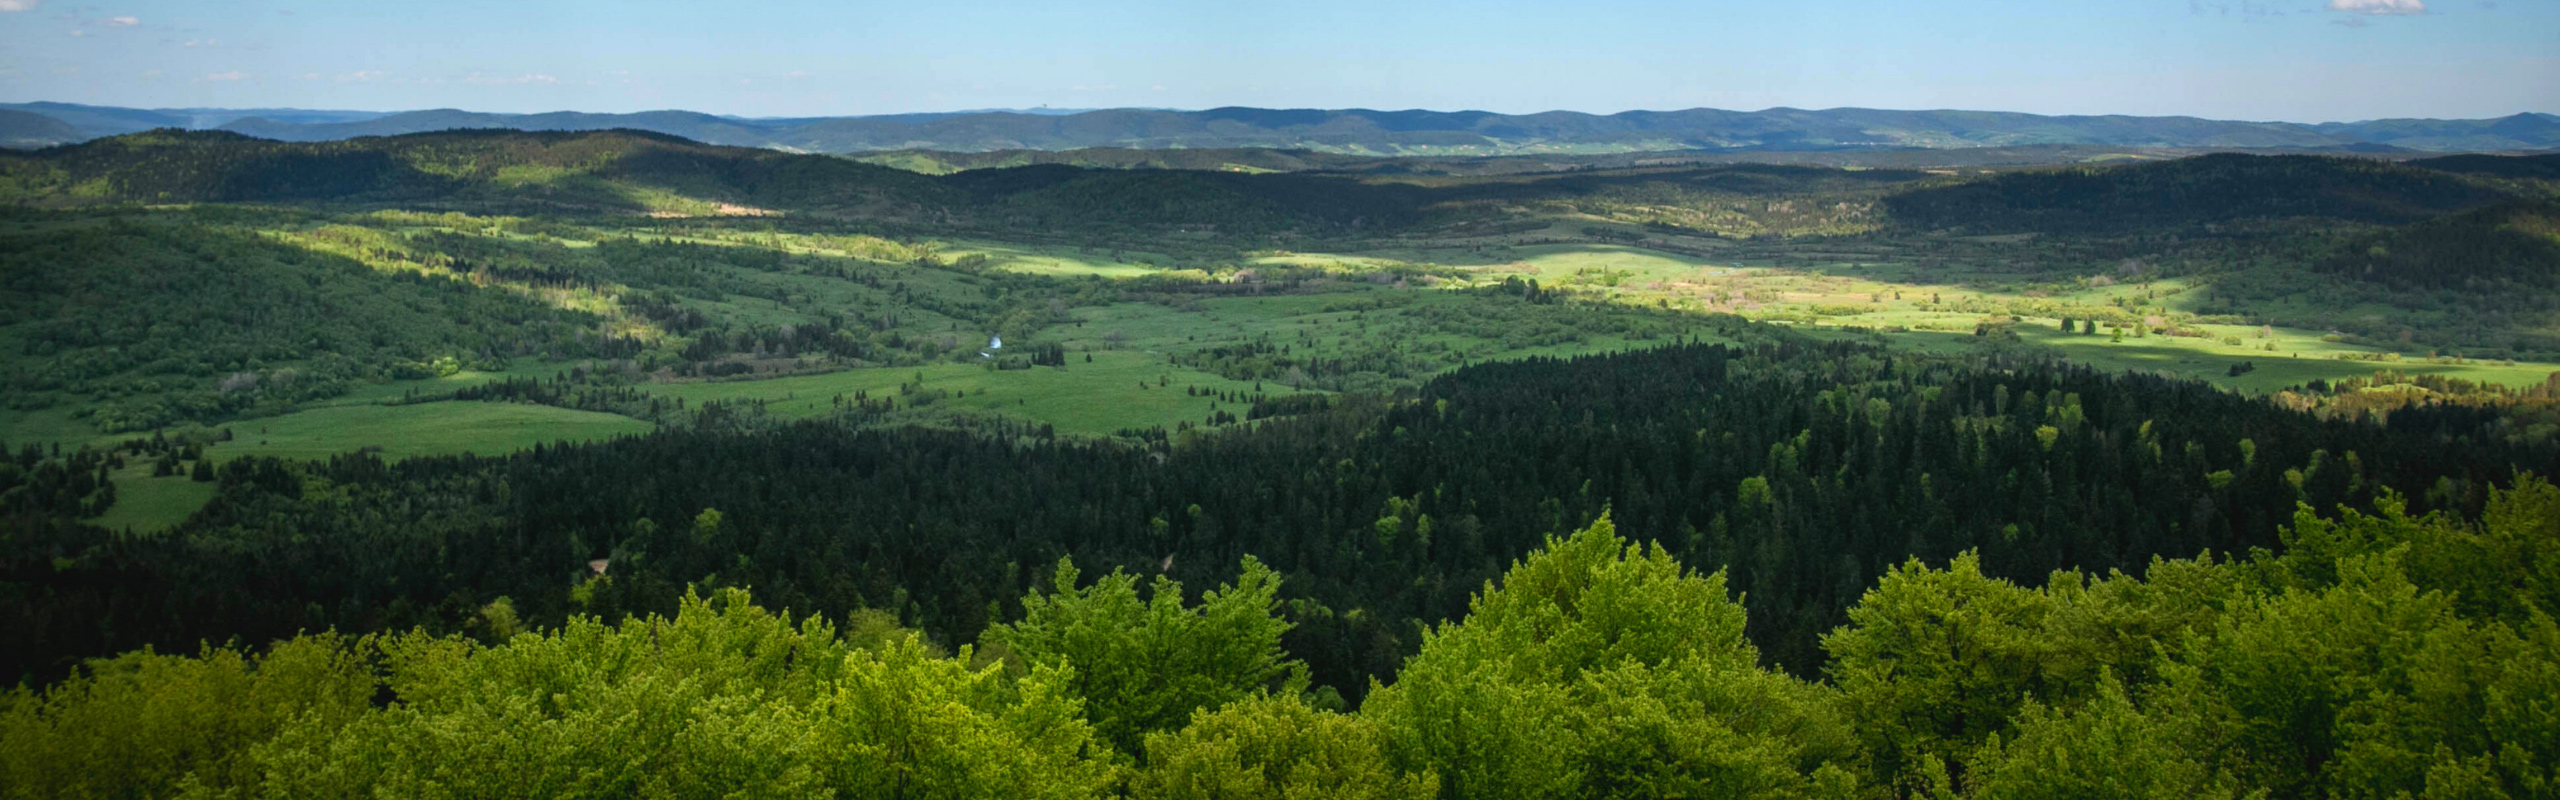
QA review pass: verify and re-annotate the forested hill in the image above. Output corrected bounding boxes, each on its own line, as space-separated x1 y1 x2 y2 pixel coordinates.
2410 152 2560 181
0 128 948 218
9 129 2546 236
9 341 2550 693
0 110 84 150
0 128 1429 234
2316 198 2560 291
8 101 2559 153
1877 153 2526 235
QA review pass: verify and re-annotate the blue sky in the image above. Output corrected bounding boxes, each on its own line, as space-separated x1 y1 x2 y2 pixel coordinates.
0 0 2551 121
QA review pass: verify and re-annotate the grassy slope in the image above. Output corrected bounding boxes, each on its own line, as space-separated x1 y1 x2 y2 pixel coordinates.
93 402 650 532
647 351 1267 434
87 463 219 534
210 402 656 463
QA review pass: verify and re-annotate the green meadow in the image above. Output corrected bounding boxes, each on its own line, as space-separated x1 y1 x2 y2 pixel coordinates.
1312 240 2560 393
78 401 651 533
645 350 1271 435
212 402 657 463
87 463 218 534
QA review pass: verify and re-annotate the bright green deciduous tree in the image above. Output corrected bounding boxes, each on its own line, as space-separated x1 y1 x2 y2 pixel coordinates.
1367 514 1857 800
1135 694 1436 800
1957 672 2237 800
822 635 1115 800
984 556 1303 758
1823 551 2058 794
0 634 375 800
204 588 1115 799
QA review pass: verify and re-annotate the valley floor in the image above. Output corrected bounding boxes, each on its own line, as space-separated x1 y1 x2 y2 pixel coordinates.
9 213 2553 533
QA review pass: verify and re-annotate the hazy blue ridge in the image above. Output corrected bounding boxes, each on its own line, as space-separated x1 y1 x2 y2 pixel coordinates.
5 103 2557 153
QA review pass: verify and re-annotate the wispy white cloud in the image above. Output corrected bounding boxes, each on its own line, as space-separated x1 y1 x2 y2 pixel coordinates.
335 70 384 84
464 72 560 85
0 0 44 11
786 70 809 79
104 14 136 26
2329 0 2425 14
195 70 246 82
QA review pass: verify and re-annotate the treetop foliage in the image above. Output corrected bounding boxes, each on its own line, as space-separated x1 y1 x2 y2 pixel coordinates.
985 556 1304 757
15 482 2550 798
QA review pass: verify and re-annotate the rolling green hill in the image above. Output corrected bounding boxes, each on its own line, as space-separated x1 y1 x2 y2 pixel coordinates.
0 110 85 150
2405 152 2560 184
2318 198 2560 291
0 128 950 217
10 130 2538 240
0 129 1427 237
1879 153 2517 234
0 219 617 432
2314 112 2560 152
850 146 1386 174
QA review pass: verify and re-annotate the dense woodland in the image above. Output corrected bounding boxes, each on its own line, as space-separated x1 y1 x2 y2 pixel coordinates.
9 342 2553 688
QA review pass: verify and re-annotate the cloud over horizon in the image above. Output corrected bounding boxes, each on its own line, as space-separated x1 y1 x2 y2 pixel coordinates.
465 73 561 85
2329 0 2427 14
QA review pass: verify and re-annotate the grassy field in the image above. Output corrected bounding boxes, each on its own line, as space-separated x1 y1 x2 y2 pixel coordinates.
610 285 1733 437
1823 325 2556 393
1 366 551 450
647 350 1274 435
211 402 657 462
88 463 219 534
1304 239 2560 393
74 400 651 534
945 240 1176 277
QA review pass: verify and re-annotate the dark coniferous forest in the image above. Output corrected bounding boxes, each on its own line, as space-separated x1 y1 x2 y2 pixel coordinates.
11 341 2551 689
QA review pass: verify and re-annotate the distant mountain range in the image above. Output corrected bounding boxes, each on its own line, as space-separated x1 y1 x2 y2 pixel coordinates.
3 101 2555 155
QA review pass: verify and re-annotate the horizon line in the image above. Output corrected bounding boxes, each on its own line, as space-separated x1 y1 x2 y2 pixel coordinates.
7 99 2557 128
